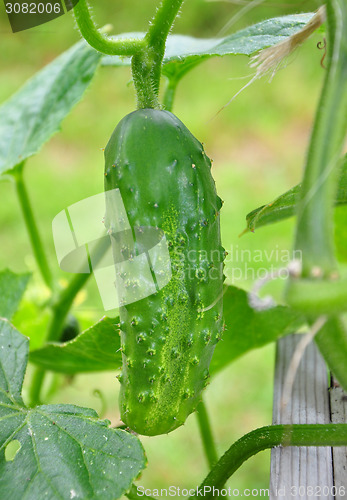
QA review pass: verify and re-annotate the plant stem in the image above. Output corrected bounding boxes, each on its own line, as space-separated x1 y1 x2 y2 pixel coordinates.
73 0 145 56
28 272 94 406
29 238 109 406
145 0 184 96
126 484 155 500
285 0 347 391
131 53 160 110
163 77 178 112
196 400 218 469
293 0 347 278
190 424 347 498
132 0 184 109
315 316 347 392
29 369 45 407
11 162 53 290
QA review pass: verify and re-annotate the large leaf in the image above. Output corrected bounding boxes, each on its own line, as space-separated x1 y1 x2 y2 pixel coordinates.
30 286 303 377
0 41 102 175
0 319 146 499
29 317 121 374
102 13 314 80
0 269 30 320
210 286 304 375
245 156 347 232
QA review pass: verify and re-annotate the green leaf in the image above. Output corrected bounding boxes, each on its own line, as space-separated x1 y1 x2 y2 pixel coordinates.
245 156 347 232
335 206 347 262
0 41 102 176
29 317 121 374
102 13 314 80
245 184 300 233
210 286 304 375
12 300 51 351
30 287 303 378
0 269 30 320
0 319 146 499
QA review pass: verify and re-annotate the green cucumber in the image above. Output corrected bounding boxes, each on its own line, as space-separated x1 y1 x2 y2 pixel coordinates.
60 314 80 343
104 109 224 436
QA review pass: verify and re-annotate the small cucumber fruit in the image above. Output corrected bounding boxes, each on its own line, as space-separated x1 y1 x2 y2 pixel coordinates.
104 109 224 435
60 314 80 343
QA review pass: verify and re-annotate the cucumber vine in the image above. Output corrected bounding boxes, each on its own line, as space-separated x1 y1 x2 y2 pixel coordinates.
1 0 347 496
285 0 347 390
10 162 53 291
74 0 184 108
71 0 347 488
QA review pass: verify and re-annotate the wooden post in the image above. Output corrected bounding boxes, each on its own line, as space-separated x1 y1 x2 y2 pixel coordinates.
270 334 347 499
330 384 347 500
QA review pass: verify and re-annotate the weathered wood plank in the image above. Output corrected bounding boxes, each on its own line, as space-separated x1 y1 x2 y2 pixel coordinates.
270 334 333 499
330 384 347 500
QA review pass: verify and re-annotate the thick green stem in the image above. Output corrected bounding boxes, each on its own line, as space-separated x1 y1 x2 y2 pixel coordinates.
131 53 160 110
132 0 184 109
293 0 347 277
11 162 53 290
285 0 347 390
285 276 347 315
73 0 145 56
196 400 218 469
145 0 184 95
190 424 347 498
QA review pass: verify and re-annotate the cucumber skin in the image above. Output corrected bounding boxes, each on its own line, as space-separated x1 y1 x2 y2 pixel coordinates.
104 109 224 436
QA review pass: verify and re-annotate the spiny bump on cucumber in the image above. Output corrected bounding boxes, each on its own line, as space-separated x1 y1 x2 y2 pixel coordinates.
104 109 224 436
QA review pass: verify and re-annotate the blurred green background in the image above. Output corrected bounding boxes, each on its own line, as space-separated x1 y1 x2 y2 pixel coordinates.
0 0 326 495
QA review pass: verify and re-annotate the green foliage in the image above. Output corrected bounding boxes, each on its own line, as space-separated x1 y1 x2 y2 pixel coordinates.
0 269 30 320
0 40 101 175
0 319 146 499
315 316 347 392
291 0 347 277
103 13 314 82
285 0 347 391
210 287 304 375
192 423 347 497
1 0 346 495
29 286 302 380
30 317 122 374
335 206 347 262
245 155 347 233
12 299 51 351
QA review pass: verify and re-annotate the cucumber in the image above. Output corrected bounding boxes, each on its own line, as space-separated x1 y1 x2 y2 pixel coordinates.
104 109 224 436
60 314 80 343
